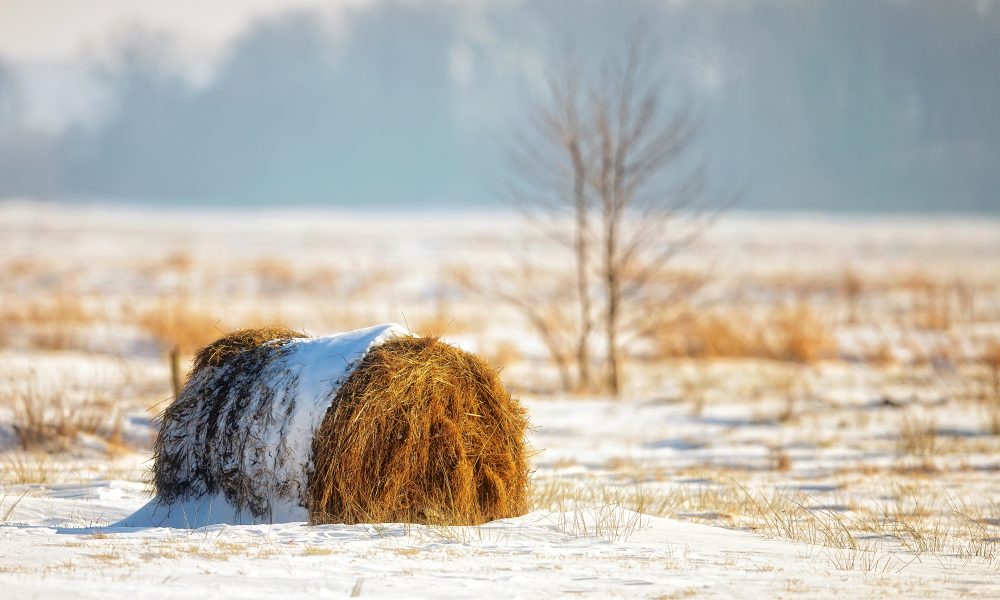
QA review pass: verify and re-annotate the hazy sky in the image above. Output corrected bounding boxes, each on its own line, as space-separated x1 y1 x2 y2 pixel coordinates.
0 0 370 129
0 0 997 211
0 0 369 62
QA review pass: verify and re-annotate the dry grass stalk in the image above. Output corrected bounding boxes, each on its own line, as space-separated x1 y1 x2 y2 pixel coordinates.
5 378 125 453
308 336 530 525
531 476 997 565
897 413 939 471
410 307 473 338
897 273 956 331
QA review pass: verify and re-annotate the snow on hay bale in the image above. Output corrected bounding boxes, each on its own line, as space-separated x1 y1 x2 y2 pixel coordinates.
133 323 529 527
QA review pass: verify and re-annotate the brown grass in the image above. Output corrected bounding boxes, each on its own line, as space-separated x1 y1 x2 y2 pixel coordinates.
0 293 96 350
253 258 297 292
842 269 864 324
0 294 91 325
897 413 939 471
484 340 523 370
983 341 1000 399
137 301 224 355
190 325 309 375
981 341 1000 434
656 303 836 363
5 377 125 453
894 272 962 331
409 309 473 338
161 251 194 272
308 336 530 525
771 447 792 472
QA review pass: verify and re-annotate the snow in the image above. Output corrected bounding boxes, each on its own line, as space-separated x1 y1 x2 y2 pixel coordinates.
1 452 997 599
116 492 308 528
126 323 408 527
2 203 999 597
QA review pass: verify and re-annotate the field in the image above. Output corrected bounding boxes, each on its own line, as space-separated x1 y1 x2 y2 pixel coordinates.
1 200 999 598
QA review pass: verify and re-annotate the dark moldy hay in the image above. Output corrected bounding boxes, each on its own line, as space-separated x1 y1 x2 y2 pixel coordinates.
154 328 303 516
190 325 309 375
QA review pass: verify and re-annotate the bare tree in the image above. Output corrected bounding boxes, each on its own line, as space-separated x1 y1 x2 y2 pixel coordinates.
504 51 596 392
586 35 720 394
469 32 725 395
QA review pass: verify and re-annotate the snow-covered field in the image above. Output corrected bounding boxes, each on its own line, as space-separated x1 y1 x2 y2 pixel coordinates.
1 200 999 597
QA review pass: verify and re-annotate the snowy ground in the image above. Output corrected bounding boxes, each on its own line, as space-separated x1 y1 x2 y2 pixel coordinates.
1 201 999 597
1 505 994 599
1 394 998 598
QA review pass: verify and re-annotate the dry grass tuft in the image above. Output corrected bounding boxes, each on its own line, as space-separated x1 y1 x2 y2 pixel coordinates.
901 274 954 331
4 378 125 453
137 302 225 355
656 303 836 364
770 304 836 363
771 447 792 472
190 325 309 375
409 310 473 338
983 341 1000 399
0 293 96 351
3 453 53 484
308 336 530 525
897 413 939 471
253 258 297 292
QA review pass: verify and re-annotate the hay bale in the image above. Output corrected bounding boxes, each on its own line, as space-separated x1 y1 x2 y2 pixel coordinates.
149 324 529 527
308 336 529 525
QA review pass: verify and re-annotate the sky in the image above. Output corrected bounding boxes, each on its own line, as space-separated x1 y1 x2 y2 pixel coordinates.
0 0 366 62
0 0 997 212
0 0 371 130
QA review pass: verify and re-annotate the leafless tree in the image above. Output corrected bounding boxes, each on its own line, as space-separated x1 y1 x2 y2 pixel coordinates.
505 51 596 392
586 35 723 394
468 32 726 395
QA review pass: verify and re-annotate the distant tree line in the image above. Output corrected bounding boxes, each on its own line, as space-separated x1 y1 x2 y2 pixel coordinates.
0 0 998 211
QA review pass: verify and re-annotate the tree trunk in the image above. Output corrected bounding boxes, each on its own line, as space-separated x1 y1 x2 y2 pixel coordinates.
571 143 592 391
605 208 622 396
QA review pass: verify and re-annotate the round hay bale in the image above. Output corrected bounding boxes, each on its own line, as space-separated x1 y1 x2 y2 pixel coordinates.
147 324 529 527
308 336 529 525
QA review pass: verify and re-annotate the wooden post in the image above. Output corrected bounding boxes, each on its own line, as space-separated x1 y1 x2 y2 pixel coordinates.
169 345 182 399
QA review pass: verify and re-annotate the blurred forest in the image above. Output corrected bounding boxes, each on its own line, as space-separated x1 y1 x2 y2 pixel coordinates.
0 0 998 211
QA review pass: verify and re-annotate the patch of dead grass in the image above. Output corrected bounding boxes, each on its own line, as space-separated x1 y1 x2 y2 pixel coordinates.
137 301 224 355
655 303 836 364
